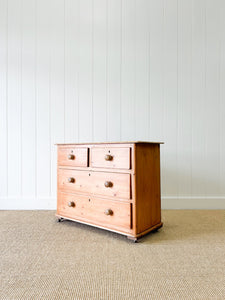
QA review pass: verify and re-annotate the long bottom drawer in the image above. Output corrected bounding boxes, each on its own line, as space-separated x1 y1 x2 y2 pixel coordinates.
57 192 131 230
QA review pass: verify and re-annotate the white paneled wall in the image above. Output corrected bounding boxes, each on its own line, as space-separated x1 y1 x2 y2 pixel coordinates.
0 0 225 209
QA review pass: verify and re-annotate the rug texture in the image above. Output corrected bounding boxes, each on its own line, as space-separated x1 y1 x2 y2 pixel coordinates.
0 210 225 299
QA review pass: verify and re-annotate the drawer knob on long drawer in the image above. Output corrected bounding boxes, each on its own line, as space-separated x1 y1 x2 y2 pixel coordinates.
104 181 113 188
68 154 75 160
104 208 113 216
68 201 75 207
68 177 75 183
105 154 113 161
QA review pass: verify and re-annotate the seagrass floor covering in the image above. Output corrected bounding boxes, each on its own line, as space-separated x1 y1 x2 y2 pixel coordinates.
0 210 225 300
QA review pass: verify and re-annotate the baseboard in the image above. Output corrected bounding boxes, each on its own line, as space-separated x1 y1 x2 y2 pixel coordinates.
162 196 225 209
0 197 56 210
0 196 225 210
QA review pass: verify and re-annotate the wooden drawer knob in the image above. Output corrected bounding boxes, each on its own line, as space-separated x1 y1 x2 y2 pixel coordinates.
68 154 75 160
104 181 113 188
105 154 113 161
68 177 75 183
104 208 113 216
68 201 75 207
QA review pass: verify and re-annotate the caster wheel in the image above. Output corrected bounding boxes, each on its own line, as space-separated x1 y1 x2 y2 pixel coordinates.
127 236 138 243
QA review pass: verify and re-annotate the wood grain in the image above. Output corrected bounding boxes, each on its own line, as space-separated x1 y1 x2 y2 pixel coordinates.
91 147 130 169
58 168 131 199
57 142 162 240
58 146 88 167
135 143 161 234
57 191 131 230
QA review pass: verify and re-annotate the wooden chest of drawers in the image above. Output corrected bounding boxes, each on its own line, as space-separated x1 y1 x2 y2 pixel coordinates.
56 142 163 242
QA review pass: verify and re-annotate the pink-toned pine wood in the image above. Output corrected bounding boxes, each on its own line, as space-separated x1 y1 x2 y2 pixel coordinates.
91 147 131 169
57 168 131 199
56 142 163 241
58 146 88 167
57 191 131 230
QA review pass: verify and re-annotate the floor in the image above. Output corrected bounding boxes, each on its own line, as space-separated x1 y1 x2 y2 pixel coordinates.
0 210 225 299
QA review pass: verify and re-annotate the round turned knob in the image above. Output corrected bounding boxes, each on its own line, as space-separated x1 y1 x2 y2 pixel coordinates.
68 154 75 160
104 181 113 188
104 208 113 216
105 154 113 161
68 201 75 207
68 177 75 183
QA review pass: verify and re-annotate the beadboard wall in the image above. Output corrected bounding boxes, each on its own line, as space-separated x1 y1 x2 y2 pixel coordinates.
0 0 225 209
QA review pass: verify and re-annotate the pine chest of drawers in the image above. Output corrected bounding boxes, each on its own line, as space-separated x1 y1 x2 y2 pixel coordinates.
56 142 163 241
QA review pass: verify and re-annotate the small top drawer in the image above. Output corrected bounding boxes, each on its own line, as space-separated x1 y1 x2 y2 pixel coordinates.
91 147 131 169
58 146 88 167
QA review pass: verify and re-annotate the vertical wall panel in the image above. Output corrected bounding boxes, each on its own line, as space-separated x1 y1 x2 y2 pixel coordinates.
177 0 192 197
121 0 136 141
0 0 8 197
205 0 220 196
93 0 107 142
191 0 206 197
107 0 121 141
78 0 93 142
162 0 178 197
36 0 51 198
50 0 65 196
21 0 36 196
220 0 225 197
65 0 79 142
149 0 164 141
135 0 149 140
7 0 22 197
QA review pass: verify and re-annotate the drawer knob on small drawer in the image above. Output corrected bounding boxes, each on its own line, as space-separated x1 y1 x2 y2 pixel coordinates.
68 177 75 183
105 154 113 161
104 181 113 188
68 201 75 207
68 154 75 160
104 208 113 216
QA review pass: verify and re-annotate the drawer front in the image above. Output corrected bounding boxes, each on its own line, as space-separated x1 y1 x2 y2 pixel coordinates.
58 169 131 199
57 192 131 229
58 147 88 167
91 147 130 169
